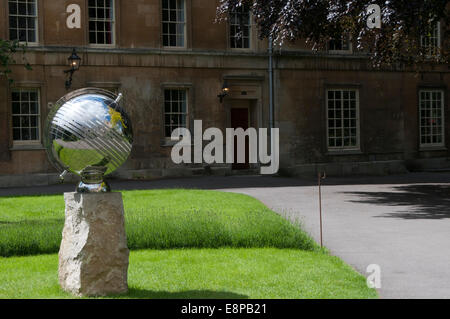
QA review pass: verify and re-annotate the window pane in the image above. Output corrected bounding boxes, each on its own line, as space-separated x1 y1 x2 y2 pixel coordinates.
30 116 38 127
21 102 29 114
89 0 114 44
164 89 187 137
176 36 184 47
9 1 37 43
170 35 176 46
31 128 38 140
9 16 17 28
21 116 29 127
230 4 251 49
18 29 26 41
162 10 168 21
11 89 40 141
162 0 185 47
419 90 444 146
21 128 30 140
9 1 17 14
18 2 26 14
327 90 359 149
97 32 105 44
27 30 35 42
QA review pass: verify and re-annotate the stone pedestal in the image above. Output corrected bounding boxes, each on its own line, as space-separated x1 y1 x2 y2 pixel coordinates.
59 192 129 297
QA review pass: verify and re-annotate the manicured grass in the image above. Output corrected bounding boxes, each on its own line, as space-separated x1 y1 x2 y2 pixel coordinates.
0 190 316 257
0 248 378 299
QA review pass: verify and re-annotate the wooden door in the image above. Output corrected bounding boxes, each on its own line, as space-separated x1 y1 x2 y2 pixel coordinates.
230 108 250 170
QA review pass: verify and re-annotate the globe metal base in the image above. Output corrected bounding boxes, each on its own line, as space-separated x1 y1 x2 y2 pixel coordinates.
76 180 111 193
76 166 110 193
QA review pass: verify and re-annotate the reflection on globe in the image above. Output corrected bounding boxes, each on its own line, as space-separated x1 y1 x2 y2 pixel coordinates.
44 88 133 193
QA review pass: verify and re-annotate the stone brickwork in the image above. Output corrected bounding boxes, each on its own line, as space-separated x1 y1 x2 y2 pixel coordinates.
0 1 448 183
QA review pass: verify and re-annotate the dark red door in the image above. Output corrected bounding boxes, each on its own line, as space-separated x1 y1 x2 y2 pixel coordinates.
230 108 250 170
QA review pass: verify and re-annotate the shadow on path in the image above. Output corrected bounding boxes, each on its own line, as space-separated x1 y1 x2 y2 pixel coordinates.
1 172 450 197
343 184 450 219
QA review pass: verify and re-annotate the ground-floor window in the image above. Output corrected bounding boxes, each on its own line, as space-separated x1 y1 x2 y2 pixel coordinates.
326 89 359 150
419 90 445 147
164 88 188 138
11 88 40 143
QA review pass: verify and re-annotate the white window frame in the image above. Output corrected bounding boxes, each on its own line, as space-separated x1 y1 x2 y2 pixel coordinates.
421 21 441 53
419 89 445 148
229 4 252 50
326 89 360 151
328 35 352 54
88 0 116 47
11 88 41 146
161 0 186 48
8 0 39 45
163 88 188 141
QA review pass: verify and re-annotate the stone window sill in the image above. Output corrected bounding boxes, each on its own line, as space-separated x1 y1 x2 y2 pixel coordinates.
326 149 363 156
161 139 193 147
10 144 45 151
419 146 448 152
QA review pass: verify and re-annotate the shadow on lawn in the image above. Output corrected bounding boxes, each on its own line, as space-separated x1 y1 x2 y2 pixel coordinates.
342 184 450 220
120 288 248 299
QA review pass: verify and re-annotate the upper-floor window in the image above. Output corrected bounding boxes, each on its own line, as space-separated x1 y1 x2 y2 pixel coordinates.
88 0 115 45
419 90 445 147
8 0 38 44
421 21 440 54
328 35 351 53
11 88 40 143
162 0 186 47
229 4 251 49
327 89 360 150
164 88 188 138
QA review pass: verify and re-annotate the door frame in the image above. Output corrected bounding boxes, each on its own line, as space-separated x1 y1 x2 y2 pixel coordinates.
230 106 251 170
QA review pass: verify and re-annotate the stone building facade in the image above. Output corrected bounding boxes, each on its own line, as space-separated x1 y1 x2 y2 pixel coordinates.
0 0 449 187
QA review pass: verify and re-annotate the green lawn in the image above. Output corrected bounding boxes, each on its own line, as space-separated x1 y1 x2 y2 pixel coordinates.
0 248 377 299
0 189 378 299
0 190 316 257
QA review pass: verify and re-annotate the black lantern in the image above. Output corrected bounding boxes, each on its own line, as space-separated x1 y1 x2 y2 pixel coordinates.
217 80 230 103
64 48 81 90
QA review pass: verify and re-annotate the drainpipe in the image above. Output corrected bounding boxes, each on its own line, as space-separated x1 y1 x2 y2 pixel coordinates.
268 36 274 131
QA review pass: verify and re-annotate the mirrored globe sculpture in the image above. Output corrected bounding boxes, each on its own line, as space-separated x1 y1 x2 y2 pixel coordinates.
44 88 133 193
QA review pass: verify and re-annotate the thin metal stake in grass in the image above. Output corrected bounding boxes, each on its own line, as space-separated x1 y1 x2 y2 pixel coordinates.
318 172 326 248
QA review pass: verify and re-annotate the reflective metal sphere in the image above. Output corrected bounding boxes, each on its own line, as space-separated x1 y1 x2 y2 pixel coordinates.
44 88 133 193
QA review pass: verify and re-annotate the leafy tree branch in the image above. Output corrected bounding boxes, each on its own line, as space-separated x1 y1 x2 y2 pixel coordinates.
0 39 32 84
216 0 449 67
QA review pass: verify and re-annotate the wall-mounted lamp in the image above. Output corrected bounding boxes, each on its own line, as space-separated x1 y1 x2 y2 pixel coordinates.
217 80 230 103
64 48 81 90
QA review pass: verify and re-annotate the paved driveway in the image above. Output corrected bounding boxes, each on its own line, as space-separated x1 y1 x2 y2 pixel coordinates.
215 174 450 299
1 172 449 298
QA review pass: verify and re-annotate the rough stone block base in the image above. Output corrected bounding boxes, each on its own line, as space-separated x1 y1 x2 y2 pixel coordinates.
59 192 129 297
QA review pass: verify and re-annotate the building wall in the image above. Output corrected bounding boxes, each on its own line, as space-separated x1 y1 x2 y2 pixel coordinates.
0 0 448 182
277 66 449 168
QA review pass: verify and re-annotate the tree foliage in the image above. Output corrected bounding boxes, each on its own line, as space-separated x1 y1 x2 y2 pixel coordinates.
217 0 449 67
0 39 31 83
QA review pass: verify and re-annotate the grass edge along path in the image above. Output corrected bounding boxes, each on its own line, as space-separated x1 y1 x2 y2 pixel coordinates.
0 248 378 299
